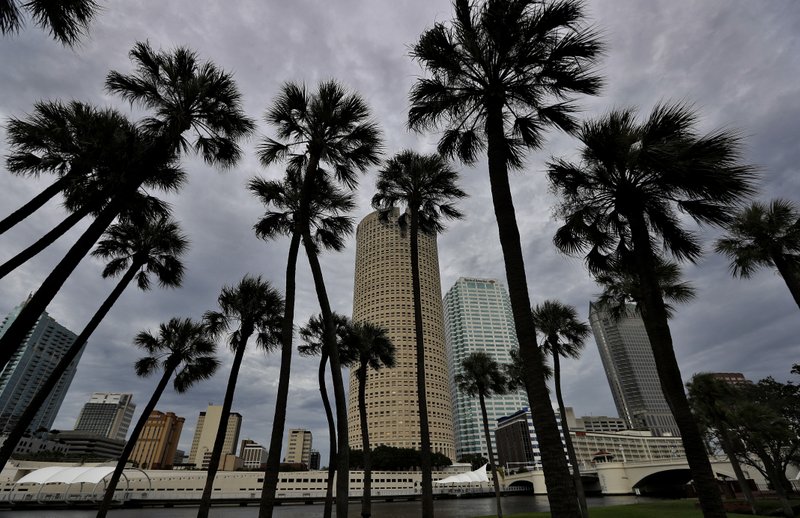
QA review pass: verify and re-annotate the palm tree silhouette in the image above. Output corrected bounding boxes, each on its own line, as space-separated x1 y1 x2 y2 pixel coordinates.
96 318 219 518
197 276 284 518
549 103 756 517
0 0 99 46
408 2 603 513
455 352 508 518
0 214 187 474
716 199 800 310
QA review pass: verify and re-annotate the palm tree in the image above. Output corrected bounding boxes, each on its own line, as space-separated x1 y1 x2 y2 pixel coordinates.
408 2 603 513
716 199 800 310
0 41 253 373
532 300 591 518
96 318 218 518
297 312 351 518
197 276 284 518
549 103 756 518
340 321 396 518
0 0 98 45
371 149 465 516
455 352 509 518
0 214 187 474
258 80 382 518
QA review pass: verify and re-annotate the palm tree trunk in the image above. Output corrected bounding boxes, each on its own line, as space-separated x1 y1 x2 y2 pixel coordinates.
96 363 175 518
628 214 726 518
198 331 250 518
409 210 434 518
484 103 579 517
0 175 70 235
303 234 350 518
479 393 503 518
754 444 793 518
718 431 756 514
0 192 126 370
552 353 589 518
0 261 140 474
358 363 372 518
772 254 800 311
0 208 89 280
319 349 337 518
259 232 301 518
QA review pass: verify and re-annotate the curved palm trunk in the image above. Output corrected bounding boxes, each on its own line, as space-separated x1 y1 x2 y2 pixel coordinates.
259 232 301 518
628 214 726 518
0 191 127 370
552 353 588 518
718 432 756 515
303 234 349 518
409 210 434 518
0 209 88 280
0 175 70 235
0 261 139 473
772 254 800 311
357 363 373 518
198 331 250 518
485 103 578 517
479 392 503 518
753 443 794 518
97 363 175 518
319 349 337 518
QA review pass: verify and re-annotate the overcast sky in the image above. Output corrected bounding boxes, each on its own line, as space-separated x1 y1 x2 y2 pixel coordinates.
1 1 798 463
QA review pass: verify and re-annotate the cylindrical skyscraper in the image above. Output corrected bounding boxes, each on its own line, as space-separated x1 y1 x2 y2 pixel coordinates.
348 211 455 460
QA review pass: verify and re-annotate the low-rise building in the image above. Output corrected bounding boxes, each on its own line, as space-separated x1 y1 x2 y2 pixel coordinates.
48 430 125 460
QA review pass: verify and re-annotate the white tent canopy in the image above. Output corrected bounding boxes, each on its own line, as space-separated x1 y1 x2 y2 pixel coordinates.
434 463 490 484
16 466 118 485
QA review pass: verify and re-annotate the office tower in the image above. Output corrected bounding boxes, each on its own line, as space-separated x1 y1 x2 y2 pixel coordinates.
239 439 268 469
589 301 680 436
495 406 568 469
129 411 184 469
0 301 82 435
284 428 312 465
347 211 455 460
74 393 135 441
188 405 242 468
443 277 529 460
309 449 321 470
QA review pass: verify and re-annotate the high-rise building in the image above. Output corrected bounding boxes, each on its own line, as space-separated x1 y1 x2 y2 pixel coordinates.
588 301 680 436
74 393 135 441
347 211 455 460
495 406 568 469
0 301 82 435
239 439 267 469
284 429 312 466
443 277 529 460
188 405 241 469
709 372 750 387
129 411 184 469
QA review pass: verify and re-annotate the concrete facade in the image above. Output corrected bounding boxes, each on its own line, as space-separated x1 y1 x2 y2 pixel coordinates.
284 429 311 466
129 411 184 470
187 405 241 468
74 393 135 441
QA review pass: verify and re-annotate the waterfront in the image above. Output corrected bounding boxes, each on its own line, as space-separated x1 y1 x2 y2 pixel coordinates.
0 495 662 517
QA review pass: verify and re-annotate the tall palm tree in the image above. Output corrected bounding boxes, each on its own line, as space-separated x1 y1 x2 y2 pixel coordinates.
371 149 465 517
549 103 756 518
197 276 283 518
408 2 603 514
0 42 253 372
716 199 800 310
0 0 98 45
297 312 351 518
340 321 396 518
96 318 218 518
532 300 591 518
258 80 382 518
0 214 187 474
455 352 508 518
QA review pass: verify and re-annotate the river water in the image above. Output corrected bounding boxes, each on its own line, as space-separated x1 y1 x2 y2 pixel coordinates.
1 495 664 517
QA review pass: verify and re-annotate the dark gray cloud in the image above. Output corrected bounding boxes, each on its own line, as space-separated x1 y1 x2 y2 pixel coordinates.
1 0 798 463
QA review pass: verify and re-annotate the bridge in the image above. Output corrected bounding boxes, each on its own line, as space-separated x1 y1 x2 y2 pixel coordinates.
503 457 762 496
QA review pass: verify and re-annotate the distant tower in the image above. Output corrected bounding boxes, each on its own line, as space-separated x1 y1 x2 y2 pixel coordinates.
589 301 680 436
129 410 184 469
347 211 455 460
74 392 136 440
187 404 242 468
284 428 312 465
0 301 82 435
443 277 529 460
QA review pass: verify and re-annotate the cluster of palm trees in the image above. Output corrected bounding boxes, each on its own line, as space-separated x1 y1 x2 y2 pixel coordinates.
2 0 797 518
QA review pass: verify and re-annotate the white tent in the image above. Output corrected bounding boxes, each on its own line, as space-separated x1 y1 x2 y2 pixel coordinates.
13 466 151 503
434 463 490 484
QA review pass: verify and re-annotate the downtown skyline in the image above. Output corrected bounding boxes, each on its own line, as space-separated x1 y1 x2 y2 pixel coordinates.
0 0 798 463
